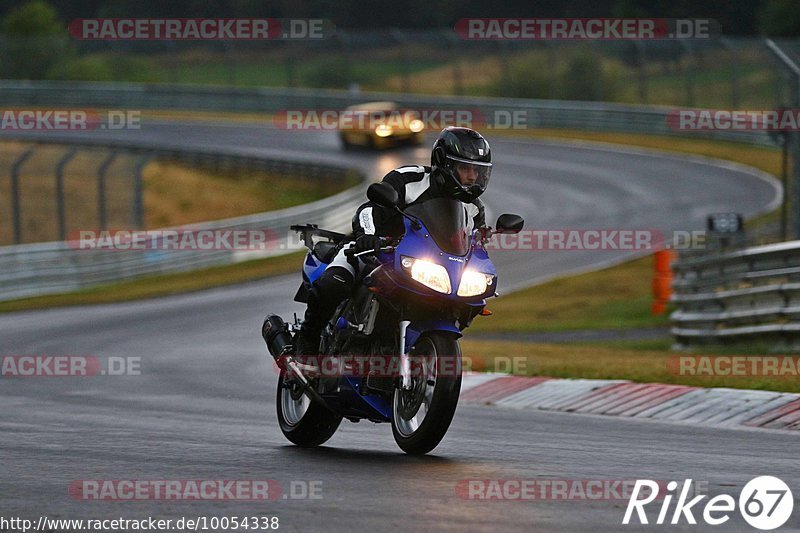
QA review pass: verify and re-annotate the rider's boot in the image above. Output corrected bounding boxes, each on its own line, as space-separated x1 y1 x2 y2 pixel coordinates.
294 267 354 357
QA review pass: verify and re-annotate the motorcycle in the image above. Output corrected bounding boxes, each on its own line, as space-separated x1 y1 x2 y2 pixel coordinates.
262 182 524 455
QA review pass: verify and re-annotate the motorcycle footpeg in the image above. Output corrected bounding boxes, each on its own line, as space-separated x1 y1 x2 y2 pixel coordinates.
283 357 337 415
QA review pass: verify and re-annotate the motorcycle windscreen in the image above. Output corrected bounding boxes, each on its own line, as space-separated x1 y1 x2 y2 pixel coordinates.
405 197 470 256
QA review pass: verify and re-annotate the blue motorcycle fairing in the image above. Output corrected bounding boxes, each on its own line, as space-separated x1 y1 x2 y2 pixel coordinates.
403 320 462 355
390 217 498 301
339 376 393 421
303 252 328 284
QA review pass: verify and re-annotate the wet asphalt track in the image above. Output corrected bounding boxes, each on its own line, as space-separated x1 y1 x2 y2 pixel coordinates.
1 122 795 532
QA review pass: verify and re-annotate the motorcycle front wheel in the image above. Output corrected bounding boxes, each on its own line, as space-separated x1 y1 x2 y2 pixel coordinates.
391 333 462 455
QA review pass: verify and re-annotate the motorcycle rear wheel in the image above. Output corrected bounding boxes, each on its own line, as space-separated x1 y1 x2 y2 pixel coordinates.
276 369 342 447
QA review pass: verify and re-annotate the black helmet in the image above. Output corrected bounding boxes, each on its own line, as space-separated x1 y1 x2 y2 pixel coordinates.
431 127 492 202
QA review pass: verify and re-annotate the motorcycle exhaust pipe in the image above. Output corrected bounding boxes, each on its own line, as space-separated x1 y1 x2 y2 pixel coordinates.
261 314 293 361
261 314 336 414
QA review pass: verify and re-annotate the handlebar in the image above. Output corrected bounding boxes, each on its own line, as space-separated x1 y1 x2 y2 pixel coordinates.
344 238 394 258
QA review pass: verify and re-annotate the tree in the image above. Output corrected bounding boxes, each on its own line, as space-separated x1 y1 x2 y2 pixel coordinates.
1 0 73 79
759 0 800 36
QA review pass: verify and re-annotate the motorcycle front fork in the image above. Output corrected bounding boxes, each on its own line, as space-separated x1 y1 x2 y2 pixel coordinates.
398 320 412 390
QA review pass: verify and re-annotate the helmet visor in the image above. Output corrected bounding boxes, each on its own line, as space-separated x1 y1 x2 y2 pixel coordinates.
447 155 492 191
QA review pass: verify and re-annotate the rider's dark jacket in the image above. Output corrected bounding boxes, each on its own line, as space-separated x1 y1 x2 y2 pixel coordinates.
351 165 485 240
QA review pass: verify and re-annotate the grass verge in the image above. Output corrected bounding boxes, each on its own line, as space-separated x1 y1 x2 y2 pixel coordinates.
0 252 304 314
470 255 667 333
461 339 800 393
462 128 787 390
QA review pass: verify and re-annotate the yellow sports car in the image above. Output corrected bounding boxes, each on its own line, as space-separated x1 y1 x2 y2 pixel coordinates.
339 101 426 149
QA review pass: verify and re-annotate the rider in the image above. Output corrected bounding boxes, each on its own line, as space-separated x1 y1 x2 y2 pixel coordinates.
294 126 493 356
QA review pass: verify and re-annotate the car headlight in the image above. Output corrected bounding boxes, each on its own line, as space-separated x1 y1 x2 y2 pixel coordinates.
408 119 424 133
401 256 451 294
375 124 393 137
457 269 494 297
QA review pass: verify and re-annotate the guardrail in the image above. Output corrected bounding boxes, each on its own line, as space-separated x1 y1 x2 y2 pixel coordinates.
0 80 776 146
0 138 366 301
670 241 800 348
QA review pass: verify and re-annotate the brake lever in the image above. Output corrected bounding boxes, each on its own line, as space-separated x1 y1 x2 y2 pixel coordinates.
477 226 493 244
345 246 394 257
349 245 395 258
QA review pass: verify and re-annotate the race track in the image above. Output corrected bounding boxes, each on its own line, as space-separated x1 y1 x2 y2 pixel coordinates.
1 123 793 532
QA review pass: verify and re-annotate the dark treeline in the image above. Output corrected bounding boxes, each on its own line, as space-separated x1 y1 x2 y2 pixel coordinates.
0 0 793 36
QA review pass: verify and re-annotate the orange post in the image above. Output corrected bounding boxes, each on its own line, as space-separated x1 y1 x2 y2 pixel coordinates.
652 250 675 315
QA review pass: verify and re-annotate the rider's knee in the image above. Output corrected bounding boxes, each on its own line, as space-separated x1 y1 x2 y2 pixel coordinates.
313 266 354 304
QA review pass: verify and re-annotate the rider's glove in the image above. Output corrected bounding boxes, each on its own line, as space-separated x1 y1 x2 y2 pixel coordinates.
354 234 381 254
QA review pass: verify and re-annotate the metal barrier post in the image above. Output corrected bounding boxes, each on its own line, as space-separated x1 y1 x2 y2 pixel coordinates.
97 152 116 230
55 147 78 241
133 155 150 229
10 147 34 245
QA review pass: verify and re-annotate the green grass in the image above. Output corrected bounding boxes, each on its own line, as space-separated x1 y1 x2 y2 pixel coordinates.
74 45 780 108
150 56 447 88
461 339 800 393
461 127 790 391
471 256 669 333
472 127 781 334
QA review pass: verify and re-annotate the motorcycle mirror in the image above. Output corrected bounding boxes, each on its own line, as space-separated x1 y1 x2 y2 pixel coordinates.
367 182 399 208
495 214 524 234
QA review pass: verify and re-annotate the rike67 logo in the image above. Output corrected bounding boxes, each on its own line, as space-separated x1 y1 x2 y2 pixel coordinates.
623 477 793 530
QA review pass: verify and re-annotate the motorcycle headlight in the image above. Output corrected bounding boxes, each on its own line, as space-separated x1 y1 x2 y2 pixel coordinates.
401 256 451 294
457 269 494 297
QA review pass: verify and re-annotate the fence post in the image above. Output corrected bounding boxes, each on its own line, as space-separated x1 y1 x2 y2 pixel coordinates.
55 147 78 241
765 39 800 239
97 152 116 230
10 147 35 245
133 155 150 229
